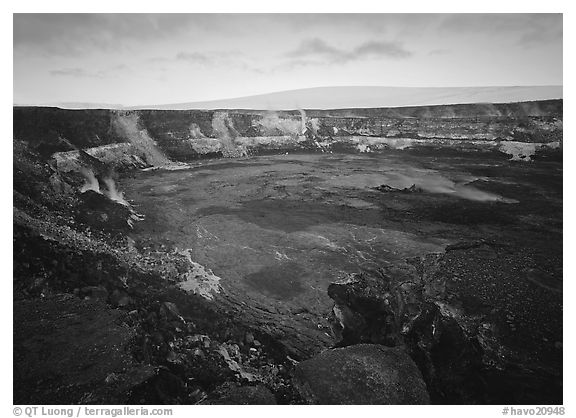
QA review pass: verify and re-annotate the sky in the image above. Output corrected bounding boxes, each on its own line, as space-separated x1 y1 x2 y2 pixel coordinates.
13 13 563 106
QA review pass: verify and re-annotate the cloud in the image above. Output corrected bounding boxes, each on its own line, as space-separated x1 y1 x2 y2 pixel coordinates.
49 68 102 78
14 14 199 56
353 41 412 59
175 52 213 65
268 14 439 35
286 38 341 58
149 50 264 74
517 19 562 47
284 38 412 66
439 14 562 48
274 59 320 71
49 64 129 78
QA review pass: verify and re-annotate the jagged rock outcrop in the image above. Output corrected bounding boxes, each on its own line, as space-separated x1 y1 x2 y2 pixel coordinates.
328 270 403 347
293 344 429 404
326 243 562 404
53 143 150 173
328 267 487 403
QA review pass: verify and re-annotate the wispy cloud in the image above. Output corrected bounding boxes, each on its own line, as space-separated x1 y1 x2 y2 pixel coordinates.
50 68 102 78
428 48 450 56
286 38 341 58
517 22 562 47
284 38 412 66
149 50 264 73
14 14 200 56
50 64 129 78
175 52 213 65
439 14 562 48
353 41 411 58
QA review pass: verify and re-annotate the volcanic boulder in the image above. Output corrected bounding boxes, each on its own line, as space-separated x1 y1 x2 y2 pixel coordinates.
293 344 429 404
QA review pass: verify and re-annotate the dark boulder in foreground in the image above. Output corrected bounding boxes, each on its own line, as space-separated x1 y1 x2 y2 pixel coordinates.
293 344 429 405
326 249 563 404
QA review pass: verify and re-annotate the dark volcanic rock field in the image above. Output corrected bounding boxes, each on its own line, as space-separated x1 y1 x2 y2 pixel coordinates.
13 101 563 405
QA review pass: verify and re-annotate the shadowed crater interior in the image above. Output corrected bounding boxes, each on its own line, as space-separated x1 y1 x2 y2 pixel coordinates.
244 262 307 299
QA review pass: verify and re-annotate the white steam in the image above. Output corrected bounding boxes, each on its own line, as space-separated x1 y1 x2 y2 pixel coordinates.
189 122 206 139
298 109 307 134
79 167 100 193
102 177 129 206
256 112 302 137
308 118 320 135
297 109 320 136
79 168 129 206
112 112 171 167
392 170 518 203
211 112 247 158
329 168 518 203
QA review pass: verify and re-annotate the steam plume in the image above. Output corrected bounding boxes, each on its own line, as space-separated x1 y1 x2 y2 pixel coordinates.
79 167 130 206
112 112 171 167
80 167 100 193
298 109 307 134
211 112 247 157
256 112 302 137
102 177 129 206
298 109 320 136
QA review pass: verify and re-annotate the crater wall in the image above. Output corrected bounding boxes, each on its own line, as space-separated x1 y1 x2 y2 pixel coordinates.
13 100 563 166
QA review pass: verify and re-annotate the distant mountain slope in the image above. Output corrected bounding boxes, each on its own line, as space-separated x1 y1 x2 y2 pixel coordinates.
131 86 563 111
17 86 562 111
15 102 126 110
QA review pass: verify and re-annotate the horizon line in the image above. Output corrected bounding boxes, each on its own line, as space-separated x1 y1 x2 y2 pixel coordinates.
14 84 563 108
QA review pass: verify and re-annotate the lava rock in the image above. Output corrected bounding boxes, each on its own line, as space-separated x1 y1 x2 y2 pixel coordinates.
49 173 74 195
374 184 422 193
159 302 182 322
328 272 399 346
13 293 155 404
81 285 109 302
294 344 429 404
76 190 134 231
204 383 277 405
110 289 132 307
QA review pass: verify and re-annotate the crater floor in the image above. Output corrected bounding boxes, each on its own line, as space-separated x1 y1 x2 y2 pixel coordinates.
121 150 562 347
